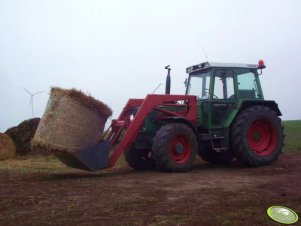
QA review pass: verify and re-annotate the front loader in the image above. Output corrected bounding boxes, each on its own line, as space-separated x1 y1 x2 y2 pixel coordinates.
62 60 284 172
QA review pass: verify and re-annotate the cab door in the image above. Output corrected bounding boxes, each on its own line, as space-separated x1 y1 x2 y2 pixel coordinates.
185 69 212 128
210 69 236 128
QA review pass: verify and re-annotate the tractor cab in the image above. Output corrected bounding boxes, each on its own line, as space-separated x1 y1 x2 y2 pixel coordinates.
185 61 266 128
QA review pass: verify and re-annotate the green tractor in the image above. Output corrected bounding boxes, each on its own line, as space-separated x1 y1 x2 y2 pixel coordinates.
122 60 284 172
58 60 284 173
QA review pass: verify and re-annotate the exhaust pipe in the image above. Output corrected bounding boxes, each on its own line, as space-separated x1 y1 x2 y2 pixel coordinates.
165 65 171 94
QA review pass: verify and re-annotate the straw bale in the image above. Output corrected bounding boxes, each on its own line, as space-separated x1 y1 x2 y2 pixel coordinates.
32 87 112 155
5 118 40 155
0 133 16 160
51 87 112 117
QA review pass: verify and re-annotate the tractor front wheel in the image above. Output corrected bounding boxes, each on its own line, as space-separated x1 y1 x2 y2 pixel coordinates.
231 105 284 166
152 123 197 172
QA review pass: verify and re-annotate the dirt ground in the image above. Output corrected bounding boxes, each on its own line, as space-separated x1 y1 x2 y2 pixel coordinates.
0 153 300 226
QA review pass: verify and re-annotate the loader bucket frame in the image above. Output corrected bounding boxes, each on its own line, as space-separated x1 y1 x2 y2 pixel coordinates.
67 94 196 171
106 94 197 167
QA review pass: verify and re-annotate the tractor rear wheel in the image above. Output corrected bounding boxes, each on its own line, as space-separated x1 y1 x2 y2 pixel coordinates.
231 105 284 166
198 147 234 164
152 123 197 172
124 147 156 170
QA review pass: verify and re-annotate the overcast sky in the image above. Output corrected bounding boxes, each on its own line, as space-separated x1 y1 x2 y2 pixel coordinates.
1 0 301 132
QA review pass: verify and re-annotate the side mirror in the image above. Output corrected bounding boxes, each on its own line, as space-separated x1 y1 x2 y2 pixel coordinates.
257 69 263 75
184 78 188 87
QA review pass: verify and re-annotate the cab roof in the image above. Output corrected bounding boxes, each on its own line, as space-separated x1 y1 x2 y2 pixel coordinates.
186 61 259 74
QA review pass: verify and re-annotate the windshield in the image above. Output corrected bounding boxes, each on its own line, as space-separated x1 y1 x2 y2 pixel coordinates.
186 69 211 99
236 69 261 99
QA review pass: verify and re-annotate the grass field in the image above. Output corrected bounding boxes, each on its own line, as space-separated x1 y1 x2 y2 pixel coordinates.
0 119 300 173
283 120 301 152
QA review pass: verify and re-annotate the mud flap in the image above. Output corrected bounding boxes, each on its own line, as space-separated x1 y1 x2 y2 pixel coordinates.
56 141 110 171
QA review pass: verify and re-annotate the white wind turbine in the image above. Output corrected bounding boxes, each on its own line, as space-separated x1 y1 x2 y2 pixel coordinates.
22 87 43 118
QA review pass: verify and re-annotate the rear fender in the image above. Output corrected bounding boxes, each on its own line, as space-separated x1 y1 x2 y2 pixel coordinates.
225 100 282 128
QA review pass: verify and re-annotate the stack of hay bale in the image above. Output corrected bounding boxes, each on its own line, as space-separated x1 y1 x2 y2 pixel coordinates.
5 118 41 155
2 118 40 160
0 133 16 160
31 87 112 169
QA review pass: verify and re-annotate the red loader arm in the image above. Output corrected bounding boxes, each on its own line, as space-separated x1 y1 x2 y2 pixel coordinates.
63 94 196 171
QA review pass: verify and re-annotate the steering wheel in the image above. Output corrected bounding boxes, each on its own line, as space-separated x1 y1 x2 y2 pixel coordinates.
205 88 219 99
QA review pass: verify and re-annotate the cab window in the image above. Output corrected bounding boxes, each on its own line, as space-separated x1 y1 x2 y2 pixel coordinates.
236 69 260 99
186 69 211 99
213 70 234 99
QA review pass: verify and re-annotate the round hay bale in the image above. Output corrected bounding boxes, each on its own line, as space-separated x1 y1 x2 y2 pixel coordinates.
5 118 40 155
31 87 112 155
0 133 16 160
